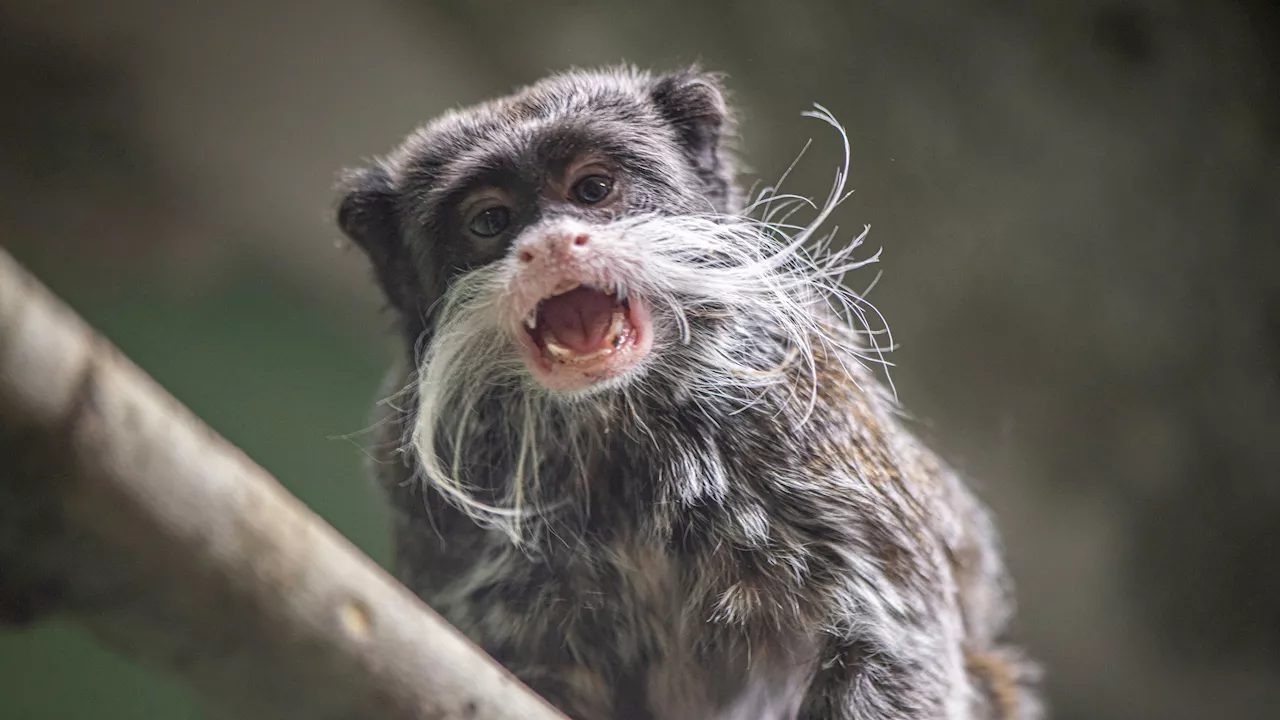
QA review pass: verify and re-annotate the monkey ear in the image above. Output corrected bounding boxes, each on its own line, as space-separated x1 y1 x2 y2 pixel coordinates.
336 165 421 316
649 67 738 211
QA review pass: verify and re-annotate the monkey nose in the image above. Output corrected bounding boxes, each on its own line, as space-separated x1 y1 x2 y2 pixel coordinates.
517 233 591 264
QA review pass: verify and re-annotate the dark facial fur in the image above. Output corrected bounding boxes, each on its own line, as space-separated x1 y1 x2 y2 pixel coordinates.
337 66 1041 720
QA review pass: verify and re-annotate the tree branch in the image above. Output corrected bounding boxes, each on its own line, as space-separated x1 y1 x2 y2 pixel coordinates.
0 247 566 720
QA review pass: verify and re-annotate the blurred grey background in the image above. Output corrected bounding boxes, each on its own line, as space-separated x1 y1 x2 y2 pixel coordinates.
1 1 1277 718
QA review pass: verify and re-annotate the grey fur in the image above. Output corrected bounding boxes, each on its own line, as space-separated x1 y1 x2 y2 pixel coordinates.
337 65 1040 720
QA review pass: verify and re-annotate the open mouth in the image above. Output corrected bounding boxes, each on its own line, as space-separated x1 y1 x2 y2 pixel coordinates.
515 282 652 391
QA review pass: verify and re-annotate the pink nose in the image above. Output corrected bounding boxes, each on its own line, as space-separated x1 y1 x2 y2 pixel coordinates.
517 232 590 264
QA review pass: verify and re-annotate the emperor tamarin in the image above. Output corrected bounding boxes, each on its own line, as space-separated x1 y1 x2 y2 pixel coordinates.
336 65 1041 720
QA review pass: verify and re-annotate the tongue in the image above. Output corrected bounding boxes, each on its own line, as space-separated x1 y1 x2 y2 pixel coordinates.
539 286 618 353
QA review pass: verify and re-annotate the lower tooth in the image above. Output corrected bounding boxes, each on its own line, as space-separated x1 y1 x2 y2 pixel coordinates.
543 340 612 365
545 338 574 360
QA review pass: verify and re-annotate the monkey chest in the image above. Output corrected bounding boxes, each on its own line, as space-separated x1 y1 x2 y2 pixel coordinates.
428 539 815 720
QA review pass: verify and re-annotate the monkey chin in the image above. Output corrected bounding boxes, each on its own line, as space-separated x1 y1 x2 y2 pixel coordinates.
512 285 653 394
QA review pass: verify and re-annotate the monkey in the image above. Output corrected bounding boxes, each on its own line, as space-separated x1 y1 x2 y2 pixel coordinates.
335 65 1041 720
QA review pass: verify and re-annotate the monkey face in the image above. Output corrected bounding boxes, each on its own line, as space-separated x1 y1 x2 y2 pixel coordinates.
338 66 741 395
338 65 877 406
423 144 675 393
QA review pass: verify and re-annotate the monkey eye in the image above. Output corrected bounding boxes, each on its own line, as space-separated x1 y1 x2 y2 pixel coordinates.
468 206 511 237
571 175 613 205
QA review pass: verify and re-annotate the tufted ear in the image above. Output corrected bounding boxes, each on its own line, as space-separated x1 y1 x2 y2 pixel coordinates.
649 67 739 212
336 164 422 319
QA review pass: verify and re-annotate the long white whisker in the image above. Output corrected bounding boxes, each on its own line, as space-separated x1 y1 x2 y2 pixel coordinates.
406 104 895 546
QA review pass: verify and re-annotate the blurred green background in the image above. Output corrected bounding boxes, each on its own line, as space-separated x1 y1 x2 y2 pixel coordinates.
3 245 395 719
1 1 1278 719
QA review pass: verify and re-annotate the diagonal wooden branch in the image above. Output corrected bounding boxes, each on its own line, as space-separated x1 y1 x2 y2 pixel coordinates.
0 246 566 720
